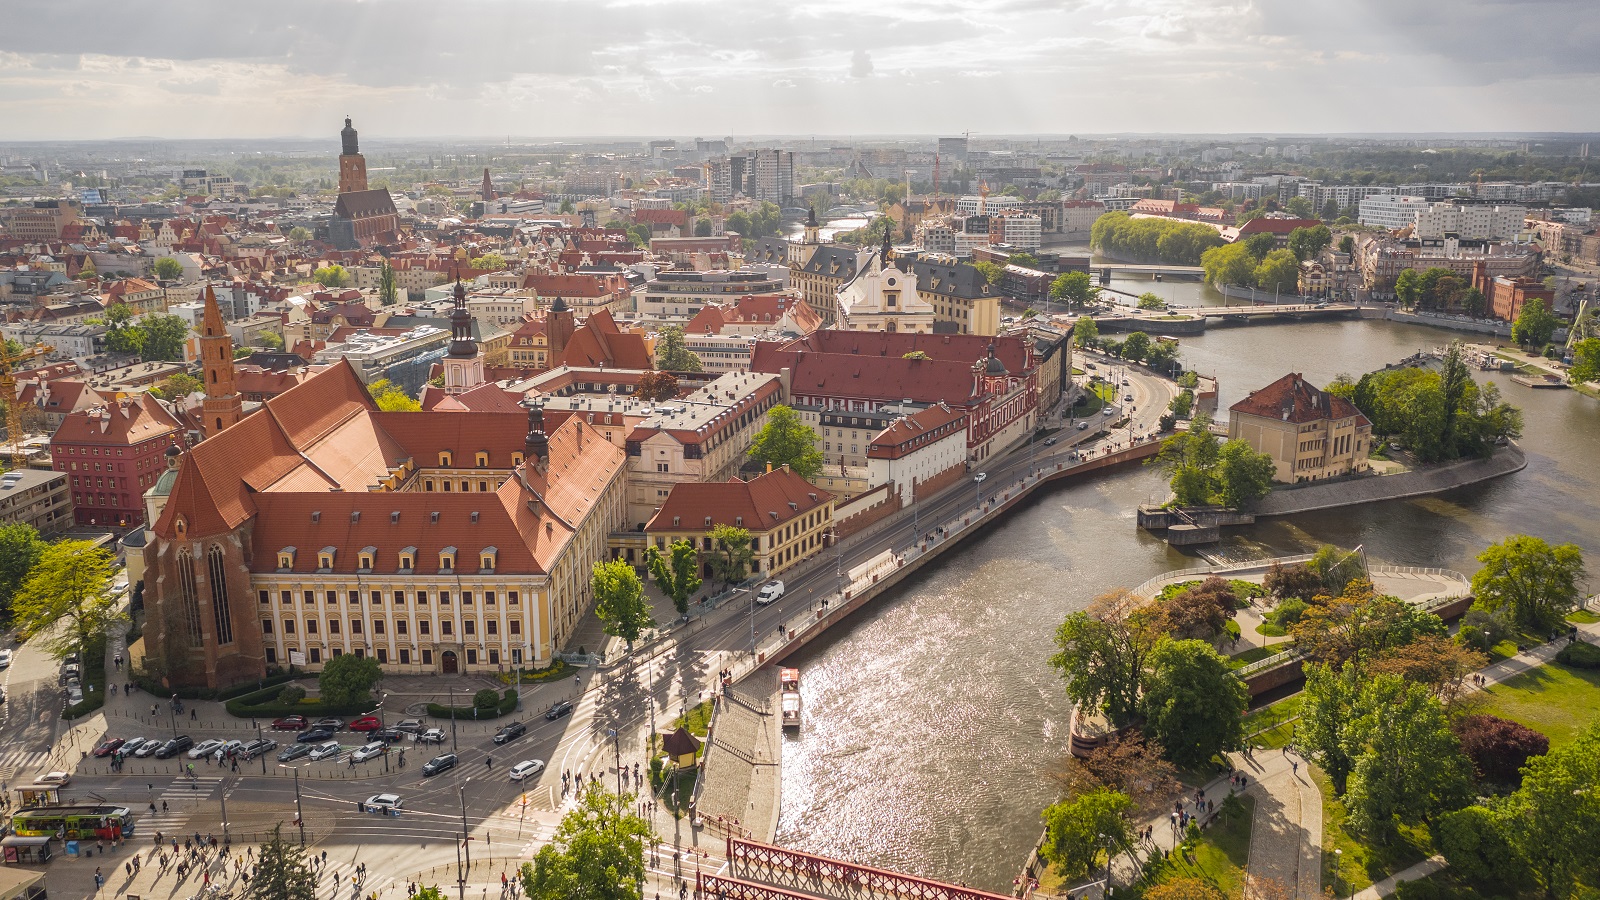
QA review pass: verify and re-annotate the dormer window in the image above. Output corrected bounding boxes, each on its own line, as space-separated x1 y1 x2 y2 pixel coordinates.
439 546 457 573
475 451 489 467
277 547 296 571
511 452 525 466
398 546 417 572
317 547 336 572
438 451 452 467
480 547 497 572
358 546 376 572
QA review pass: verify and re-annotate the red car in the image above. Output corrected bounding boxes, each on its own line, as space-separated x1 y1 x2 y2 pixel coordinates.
271 715 308 730
92 738 126 758
349 716 383 732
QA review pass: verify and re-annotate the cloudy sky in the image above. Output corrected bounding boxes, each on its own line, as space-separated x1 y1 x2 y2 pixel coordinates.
3 0 1597 140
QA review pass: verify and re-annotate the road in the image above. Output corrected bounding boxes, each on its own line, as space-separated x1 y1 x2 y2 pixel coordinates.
8 359 1177 896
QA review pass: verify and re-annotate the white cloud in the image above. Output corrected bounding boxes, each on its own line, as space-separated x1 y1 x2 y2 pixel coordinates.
850 50 874 79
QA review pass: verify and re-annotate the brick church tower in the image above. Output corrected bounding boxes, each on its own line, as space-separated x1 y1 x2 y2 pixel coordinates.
338 117 368 194
199 283 243 435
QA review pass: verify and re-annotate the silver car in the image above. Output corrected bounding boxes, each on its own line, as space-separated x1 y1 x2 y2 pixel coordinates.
309 741 343 761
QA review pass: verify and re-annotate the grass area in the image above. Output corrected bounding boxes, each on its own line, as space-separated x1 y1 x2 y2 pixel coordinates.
1243 695 1302 751
1487 638 1521 662
1567 609 1600 625
1315 767 1433 893
1256 621 1288 637
673 699 714 737
1476 659 1600 750
1142 796 1256 899
1228 646 1280 669
1073 391 1107 417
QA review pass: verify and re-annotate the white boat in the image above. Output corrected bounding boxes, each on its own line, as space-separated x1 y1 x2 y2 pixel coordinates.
779 668 801 731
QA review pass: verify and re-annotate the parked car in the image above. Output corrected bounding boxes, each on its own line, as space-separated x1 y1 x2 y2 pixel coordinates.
509 759 545 782
59 663 80 685
544 700 573 721
350 742 386 763
1044 438 1057 446
309 741 343 761
119 738 154 757
277 744 313 763
296 726 336 744
312 717 345 730
422 753 459 776
133 738 163 758
188 739 226 760
373 727 406 744
754 581 785 606
0 648 12 668
271 716 308 730
93 738 126 758
155 736 194 759
213 740 245 762
349 716 383 732
241 738 279 760
392 719 424 735
492 721 526 745
364 793 403 812
66 683 84 705
418 728 448 744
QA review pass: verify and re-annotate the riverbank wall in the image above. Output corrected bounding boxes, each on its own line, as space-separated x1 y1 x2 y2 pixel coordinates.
1096 314 1208 335
691 678 781 843
1251 443 1526 517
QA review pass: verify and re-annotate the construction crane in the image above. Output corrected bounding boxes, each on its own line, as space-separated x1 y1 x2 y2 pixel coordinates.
1 342 53 470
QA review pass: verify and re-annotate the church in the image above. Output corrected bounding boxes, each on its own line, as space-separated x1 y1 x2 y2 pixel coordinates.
329 117 400 250
139 284 627 689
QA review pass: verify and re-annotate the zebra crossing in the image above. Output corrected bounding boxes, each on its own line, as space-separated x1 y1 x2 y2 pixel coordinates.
307 859 395 897
138 776 225 833
0 748 52 784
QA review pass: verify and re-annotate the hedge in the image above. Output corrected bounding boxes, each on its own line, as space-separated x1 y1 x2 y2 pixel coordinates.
224 681 380 719
1557 641 1600 669
497 659 573 685
62 638 109 720
427 689 519 720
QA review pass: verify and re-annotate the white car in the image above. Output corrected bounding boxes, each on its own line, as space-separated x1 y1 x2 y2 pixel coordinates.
188 739 226 760
754 581 785 606
418 728 447 744
214 740 245 762
509 759 546 782
364 793 402 811
38 771 71 786
309 741 343 761
350 742 386 763
0 649 11 668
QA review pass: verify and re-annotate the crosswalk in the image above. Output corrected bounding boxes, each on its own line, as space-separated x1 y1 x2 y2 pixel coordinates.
307 859 395 897
138 776 225 834
0 748 52 784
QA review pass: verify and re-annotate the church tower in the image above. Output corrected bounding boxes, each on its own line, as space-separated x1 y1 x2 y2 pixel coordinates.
442 273 485 394
481 168 495 202
338 117 368 194
547 296 575 356
803 206 821 245
200 283 243 435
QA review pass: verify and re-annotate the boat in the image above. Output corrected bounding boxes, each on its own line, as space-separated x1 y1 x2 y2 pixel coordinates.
779 668 801 731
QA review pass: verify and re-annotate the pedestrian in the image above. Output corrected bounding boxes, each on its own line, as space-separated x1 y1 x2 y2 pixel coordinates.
163 801 169 813
191 708 197 720
1291 760 1299 775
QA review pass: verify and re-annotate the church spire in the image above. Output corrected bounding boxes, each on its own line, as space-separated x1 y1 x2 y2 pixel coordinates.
199 283 243 435
337 116 368 194
442 269 485 394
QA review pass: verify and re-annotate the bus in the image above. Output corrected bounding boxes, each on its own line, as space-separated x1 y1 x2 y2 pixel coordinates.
9 805 135 841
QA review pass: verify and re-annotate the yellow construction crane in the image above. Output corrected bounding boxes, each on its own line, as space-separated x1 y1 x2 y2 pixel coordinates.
1 342 53 470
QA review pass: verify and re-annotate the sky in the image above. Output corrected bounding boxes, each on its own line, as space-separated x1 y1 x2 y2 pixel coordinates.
3 0 1599 141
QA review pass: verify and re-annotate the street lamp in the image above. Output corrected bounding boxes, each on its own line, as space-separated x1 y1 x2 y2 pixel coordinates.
278 765 305 846
457 780 472 900
1334 849 1343 900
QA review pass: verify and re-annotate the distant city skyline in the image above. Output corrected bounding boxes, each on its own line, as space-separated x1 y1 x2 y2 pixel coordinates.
4 0 1598 141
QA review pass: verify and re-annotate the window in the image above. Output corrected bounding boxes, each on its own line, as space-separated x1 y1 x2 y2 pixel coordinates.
317 548 334 570
418 591 428 606
439 592 450 606
438 451 452 466
261 619 274 634
399 649 410 664
208 546 234 644
348 591 359 605
306 619 319 634
309 648 321 663
485 591 496 606
303 591 313 605
489 650 499 665
371 591 382 605
466 649 478 665
464 620 476 636
377 649 388 664
325 591 337 604
487 620 498 635
284 619 296 634
439 548 456 572
259 590 269 605
421 650 432 665
358 549 375 571
281 591 292 605
419 620 431 636
475 451 488 467
398 548 416 571
266 648 278 664
397 620 409 635
480 548 497 572
329 619 342 634
462 592 473 606
277 547 296 570
393 590 406 605
509 591 519 606
510 620 521 635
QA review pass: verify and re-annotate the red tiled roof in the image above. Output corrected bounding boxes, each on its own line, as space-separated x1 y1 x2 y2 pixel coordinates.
1237 217 1321 236
634 209 688 228
556 309 652 370
750 344 980 407
1229 373 1369 425
645 468 831 534
777 330 1032 374
867 403 969 460
51 393 182 446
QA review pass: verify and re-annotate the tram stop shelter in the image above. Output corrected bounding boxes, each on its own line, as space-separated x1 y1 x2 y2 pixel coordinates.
0 835 54 867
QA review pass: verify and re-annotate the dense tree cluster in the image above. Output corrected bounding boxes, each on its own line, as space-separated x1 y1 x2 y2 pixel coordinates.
1328 342 1522 463
1393 267 1484 315
1090 212 1225 265
1150 416 1277 508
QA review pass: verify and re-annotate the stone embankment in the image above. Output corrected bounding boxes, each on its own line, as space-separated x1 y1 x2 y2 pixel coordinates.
1251 442 1526 517
692 678 781 843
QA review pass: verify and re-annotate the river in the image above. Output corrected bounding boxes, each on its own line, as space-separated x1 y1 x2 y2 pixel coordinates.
772 256 1600 891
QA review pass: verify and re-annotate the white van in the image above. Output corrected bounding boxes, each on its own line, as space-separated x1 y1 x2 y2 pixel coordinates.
755 581 785 605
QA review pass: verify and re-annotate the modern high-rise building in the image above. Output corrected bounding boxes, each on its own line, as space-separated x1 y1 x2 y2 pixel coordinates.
709 149 794 204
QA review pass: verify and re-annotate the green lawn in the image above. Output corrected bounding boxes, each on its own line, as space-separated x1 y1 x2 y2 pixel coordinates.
1315 767 1432 893
1142 796 1255 899
1476 660 1600 749
1243 695 1301 750
1229 646 1280 669
1256 622 1288 637
1567 609 1600 625
1487 638 1521 662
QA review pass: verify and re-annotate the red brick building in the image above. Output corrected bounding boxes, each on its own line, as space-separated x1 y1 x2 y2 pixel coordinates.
51 393 185 527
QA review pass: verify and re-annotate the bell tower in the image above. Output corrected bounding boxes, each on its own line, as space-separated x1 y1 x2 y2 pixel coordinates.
442 272 485 394
338 117 368 194
199 283 243 435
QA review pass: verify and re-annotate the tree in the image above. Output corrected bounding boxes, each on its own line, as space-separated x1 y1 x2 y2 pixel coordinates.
366 378 421 412
1284 196 1316 220
1287 224 1332 262
1151 417 1221 507
972 260 1004 286
1009 252 1039 269
1344 676 1473 840
1048 590 1153 727
747 405 823 480
244 824 317 900
626 224 652 248
312 264 348 288
1146 578 1233 641
288 226 312 242
520 786 651 900
646 540 701 618
1291 580 1446 669
1072 316 1099 348
705 525 754 588
1051 272 1098 310
1339 234 1356 255
1252 249 1301 294
12 540 122 659
1451 714 1549 785
1298 663 1364 793
634 370 679 403
259 331 285 351
558 199 575 214
152 256 184 281
141 314 191 361
591 559 653 653
1502 719 1600 897
693 219 712 237
378 261 399 305
1242 232 1278 260
1039 788 1133 879
1054 730 1178 816
1146 340 1180 374
317 652 382 706
1434 805 1529 890
1511 297 1558 347
0 523 45 623
1307 543 1368 596
1394 268 1421 308
654 325 703 372
1214 439 1276 508
1145 879 1226 900
1459 286 1486 318
1200 243 1256 288
1136 292 1165 310
1120 331 1152 363
1570 337 1600 383
149 373 203 401
1470 535 1586 630
1140 638 1247 769
1367 635 1485 705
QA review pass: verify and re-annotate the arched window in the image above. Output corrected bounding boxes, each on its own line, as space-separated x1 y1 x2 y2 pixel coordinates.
175 549 204 644
209 545 234 645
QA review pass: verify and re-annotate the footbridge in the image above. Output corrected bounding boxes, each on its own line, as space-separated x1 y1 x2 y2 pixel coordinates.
1095 263 1205 282
702 837 1020 900
1197 303 1360 323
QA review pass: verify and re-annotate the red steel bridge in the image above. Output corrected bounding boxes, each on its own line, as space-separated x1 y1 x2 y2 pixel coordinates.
699 838 1021 900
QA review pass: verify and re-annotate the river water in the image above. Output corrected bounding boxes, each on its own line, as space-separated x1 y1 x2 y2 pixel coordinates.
772 252 1600 891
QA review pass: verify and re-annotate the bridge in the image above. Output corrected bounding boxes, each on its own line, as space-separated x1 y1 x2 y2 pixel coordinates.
1196 302 1360 322
700 837 1023 900
1095 263 1205 283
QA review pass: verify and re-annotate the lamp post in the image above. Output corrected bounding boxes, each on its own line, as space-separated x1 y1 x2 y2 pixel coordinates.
1333 849 1343 900
278 765 305 846
257 725 267 775
449 684 459 753
457 780 472 900
168 696 179 738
